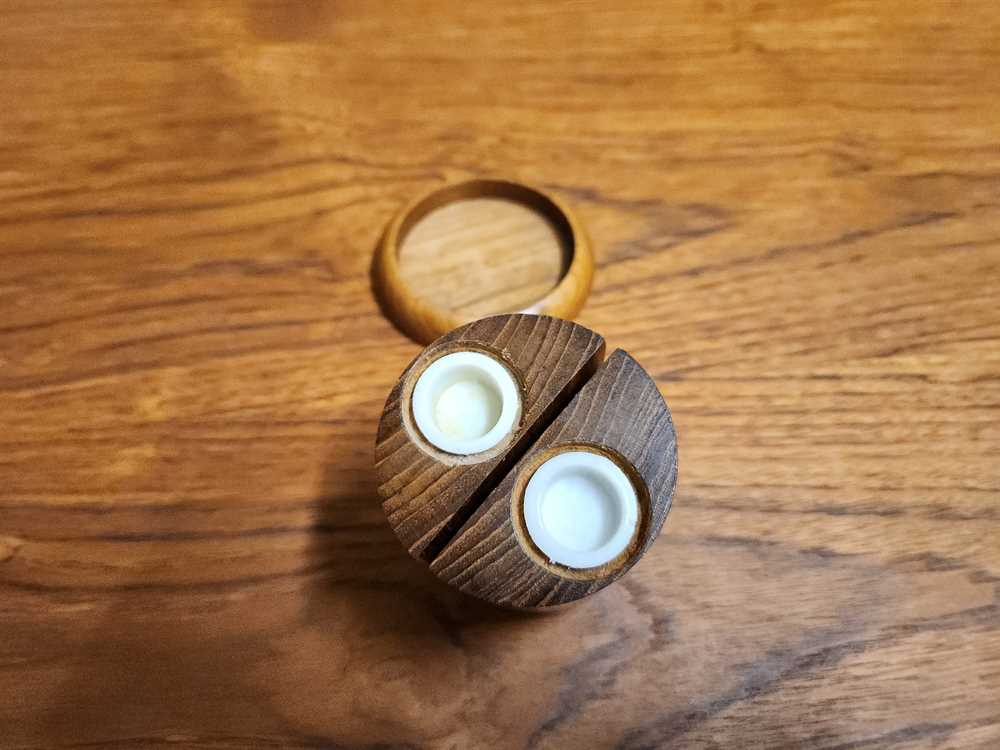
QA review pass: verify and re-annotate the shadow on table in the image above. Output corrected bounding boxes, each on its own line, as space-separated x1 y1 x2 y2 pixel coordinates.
304 449 539 638
21 430 545 747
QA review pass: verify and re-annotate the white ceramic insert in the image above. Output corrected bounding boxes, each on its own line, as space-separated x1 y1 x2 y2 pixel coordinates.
411 351 521 455
523 450 639 569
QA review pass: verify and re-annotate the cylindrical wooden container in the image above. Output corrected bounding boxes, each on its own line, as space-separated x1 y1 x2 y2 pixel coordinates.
375 314 678 609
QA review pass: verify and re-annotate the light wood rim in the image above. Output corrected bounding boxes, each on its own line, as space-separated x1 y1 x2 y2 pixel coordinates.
373 179 594 344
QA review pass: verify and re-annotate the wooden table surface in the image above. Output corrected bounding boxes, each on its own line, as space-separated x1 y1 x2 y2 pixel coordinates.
2 2 999 748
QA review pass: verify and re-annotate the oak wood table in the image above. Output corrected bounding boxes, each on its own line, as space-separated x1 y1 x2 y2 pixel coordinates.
1 2 998 748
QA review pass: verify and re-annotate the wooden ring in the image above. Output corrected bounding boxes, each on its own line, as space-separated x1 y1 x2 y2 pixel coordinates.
372 179 594 344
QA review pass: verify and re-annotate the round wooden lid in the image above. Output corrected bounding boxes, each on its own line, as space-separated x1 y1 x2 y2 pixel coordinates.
372 179 594 344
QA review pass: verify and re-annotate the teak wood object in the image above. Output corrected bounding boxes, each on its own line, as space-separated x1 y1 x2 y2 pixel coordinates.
373 180 595 344
375 314 678 608
4 2 1000 746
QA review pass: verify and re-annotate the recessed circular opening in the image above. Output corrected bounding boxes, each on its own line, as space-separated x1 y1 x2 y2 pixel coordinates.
433 367 502 440
523 451 639 569
399 196 572 319
411 351 521 455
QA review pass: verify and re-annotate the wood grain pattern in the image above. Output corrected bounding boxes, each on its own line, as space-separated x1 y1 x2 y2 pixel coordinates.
1 1 999 748
429 347 678 608
376 314 604 560
400 198 568 319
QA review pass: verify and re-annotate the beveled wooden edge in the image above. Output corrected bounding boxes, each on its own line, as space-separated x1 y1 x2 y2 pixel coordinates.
372 179 595 344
